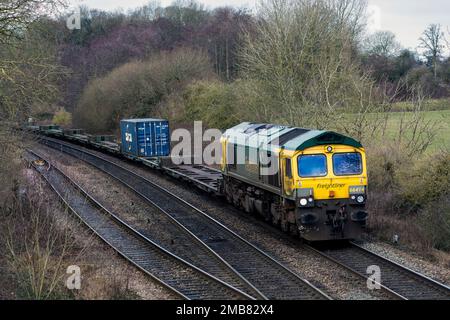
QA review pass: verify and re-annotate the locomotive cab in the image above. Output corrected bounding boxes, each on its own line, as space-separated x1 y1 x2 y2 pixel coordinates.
281 145 368 241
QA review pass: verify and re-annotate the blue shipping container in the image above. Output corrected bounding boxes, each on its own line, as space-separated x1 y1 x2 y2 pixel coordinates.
120 119 170 157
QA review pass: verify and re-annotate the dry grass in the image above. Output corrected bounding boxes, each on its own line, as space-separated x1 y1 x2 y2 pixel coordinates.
366 210 432 254
1 174 81 299
0 146 145 300
76 264 140 300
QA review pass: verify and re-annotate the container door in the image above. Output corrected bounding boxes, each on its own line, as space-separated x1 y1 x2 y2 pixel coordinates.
137 122 153 157
121 121 137 156
154 121 170 156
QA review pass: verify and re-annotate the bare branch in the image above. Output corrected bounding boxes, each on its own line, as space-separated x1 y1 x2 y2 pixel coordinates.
0 0 67 44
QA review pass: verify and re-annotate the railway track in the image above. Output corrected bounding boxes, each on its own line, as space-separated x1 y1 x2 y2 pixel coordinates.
25 150 253 300
33 147 265 299
308 242 450 300
38 136 330 300
25 135 262 299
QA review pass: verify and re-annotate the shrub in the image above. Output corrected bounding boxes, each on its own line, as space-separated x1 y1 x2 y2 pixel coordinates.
52 108 72 126
74 48 214 133
165 77 279 130
405 67 448 98
181 80 239 129
419 197 450 251
397 151 450 212
366 143 450 253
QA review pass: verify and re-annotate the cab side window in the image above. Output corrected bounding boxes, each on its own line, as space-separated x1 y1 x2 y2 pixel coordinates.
285 158 292 178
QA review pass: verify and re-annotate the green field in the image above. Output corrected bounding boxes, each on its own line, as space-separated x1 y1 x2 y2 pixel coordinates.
382 109 450 152
392 98 450 112
342 104 450 153
361 99 450 153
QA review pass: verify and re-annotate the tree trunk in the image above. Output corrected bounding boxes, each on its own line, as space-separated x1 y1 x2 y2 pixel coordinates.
225 38 230 80
433 56 437 80
215 43 219 76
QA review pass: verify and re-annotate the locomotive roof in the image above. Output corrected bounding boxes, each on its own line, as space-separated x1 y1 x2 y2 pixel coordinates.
223 122 363 151
121 118 168 123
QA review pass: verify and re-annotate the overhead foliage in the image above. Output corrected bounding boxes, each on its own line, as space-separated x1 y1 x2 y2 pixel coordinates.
0 19 67 121
57 4 253 111
239 0 378 130
74 47 214 133
0 0 66 44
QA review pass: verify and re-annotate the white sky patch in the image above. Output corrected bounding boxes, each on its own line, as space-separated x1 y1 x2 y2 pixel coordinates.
368 0 450 55
366 4 381 33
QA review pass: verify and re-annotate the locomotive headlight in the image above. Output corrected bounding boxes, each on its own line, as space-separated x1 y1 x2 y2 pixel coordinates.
297 188 314 207
356 195 365 204
299 198 308 206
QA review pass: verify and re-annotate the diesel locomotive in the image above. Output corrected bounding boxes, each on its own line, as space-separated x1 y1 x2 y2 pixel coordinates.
221 122 368 241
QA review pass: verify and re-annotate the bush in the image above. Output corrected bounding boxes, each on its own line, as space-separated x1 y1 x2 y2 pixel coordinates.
167 78 278 130
180 80 239 129
52 108 72 126
0 128 22 211
405 67 448 98
397 151 450 212
366 143 450 253
419 197 450 251
74 48 214 133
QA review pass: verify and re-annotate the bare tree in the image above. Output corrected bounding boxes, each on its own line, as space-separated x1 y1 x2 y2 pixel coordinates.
419 24 445 79
363 31 402 57
239 0 371 128
0 0 66 44
1 0 67 122
0 0 67 214
0 26 67 122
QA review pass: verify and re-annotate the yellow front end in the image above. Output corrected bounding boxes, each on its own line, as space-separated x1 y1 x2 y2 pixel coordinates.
285 145 368 200
282 144 368 241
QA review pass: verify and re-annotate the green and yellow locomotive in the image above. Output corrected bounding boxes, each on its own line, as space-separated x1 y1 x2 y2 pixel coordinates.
220 122 368 241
